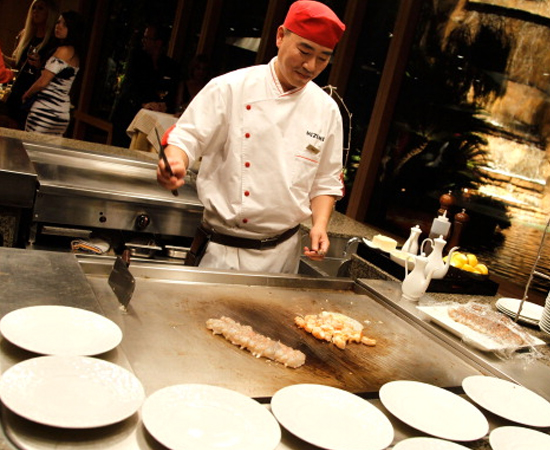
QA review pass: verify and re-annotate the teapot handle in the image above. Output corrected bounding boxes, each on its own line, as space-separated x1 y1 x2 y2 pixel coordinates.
421 238 433 254
404 253 414 278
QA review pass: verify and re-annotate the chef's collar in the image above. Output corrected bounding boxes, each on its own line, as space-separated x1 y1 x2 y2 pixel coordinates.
269 58 305 97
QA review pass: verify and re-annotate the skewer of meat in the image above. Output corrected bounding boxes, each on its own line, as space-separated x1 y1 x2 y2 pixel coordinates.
206 316 306 368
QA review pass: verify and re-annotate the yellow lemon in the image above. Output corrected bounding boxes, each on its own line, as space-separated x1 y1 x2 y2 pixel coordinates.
451 253 468 268
461 263 476 273
466 253 478 267
475 263 489 275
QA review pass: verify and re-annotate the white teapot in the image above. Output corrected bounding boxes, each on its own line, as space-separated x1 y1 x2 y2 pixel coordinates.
401 225 422 255
402 252 436 301
422 235 459 280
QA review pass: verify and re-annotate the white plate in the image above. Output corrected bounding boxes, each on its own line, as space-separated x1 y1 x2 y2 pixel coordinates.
142 384 281 450
496 298 543 324
390 250 415 270
495 307 539 326
489 426 550 450
462 375 550 427
271 383 394 450
379 380 488 442
0 305 123 356
362 237 396 253
362 238 379 249
417 305 545 352
540 318 550 335
0 355 145 428
393 437 471 450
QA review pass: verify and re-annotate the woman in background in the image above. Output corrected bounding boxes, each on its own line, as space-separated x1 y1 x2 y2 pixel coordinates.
174 54 211 116
23 11 84 135
6 0 59 128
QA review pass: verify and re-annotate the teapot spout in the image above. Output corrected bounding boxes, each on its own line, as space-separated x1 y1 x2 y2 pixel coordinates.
428 245 460 279
442 246 460 272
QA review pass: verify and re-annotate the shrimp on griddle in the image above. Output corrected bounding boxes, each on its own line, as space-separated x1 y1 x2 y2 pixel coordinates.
295 311 376 349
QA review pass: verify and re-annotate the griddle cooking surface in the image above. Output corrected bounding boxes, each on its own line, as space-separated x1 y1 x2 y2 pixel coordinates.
90 277 485 399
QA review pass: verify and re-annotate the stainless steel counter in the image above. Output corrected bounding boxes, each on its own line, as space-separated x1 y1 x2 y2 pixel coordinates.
0 137 37 209
0 247 549 449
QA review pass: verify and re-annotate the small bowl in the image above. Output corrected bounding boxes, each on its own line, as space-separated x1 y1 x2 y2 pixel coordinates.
447 265 489 280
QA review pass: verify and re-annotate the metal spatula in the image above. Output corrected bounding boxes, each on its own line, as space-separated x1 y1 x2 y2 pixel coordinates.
108 249 135 309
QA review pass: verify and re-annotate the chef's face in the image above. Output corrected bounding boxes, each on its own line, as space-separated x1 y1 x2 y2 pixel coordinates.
275 27 332 92
54 15 68 40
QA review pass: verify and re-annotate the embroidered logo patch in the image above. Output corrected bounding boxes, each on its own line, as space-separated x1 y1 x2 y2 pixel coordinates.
306 144 320 154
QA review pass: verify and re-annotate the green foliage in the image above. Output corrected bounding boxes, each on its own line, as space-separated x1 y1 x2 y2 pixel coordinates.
375 40 508 210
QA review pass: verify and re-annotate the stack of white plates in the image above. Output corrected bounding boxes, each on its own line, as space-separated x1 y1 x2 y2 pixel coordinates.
539 292 550 335
495 297 543 327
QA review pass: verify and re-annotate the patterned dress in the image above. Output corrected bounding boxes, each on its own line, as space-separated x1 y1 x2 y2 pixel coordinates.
25 56 79 135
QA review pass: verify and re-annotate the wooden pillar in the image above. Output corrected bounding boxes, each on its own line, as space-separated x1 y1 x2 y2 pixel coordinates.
327 0 368 96
196 0 224 56
72 0 111 142
169 0 195 61
255 0 288 64
345 0 424 222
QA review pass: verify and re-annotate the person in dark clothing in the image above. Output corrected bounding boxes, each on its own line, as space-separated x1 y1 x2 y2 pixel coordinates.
174 54 212 116
5 0 59 129
110 24 180 147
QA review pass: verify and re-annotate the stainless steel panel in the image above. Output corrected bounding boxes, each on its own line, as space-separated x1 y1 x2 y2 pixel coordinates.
0 137 37 208
32 192 201 237
23 142 203 236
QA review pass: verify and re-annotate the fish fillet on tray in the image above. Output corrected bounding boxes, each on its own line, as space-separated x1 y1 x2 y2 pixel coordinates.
418 303 545 352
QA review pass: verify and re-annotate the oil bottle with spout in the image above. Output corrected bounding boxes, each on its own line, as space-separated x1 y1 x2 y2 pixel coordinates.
423 235 459 279
402 252 436 301
401 225 422 255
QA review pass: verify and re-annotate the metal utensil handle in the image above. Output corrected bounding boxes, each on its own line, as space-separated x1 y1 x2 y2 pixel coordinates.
155 128 179 196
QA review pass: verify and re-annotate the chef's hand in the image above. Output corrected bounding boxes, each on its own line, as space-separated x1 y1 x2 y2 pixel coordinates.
157 144 188 191
303 226 330 261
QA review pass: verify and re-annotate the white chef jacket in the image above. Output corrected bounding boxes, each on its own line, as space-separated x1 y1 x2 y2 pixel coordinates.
168 57 344 272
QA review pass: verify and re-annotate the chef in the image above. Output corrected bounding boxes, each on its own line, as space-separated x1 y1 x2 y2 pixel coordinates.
157 0 346 273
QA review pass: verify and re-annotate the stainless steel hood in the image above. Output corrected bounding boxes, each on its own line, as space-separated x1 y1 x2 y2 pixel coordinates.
23 142 203 239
